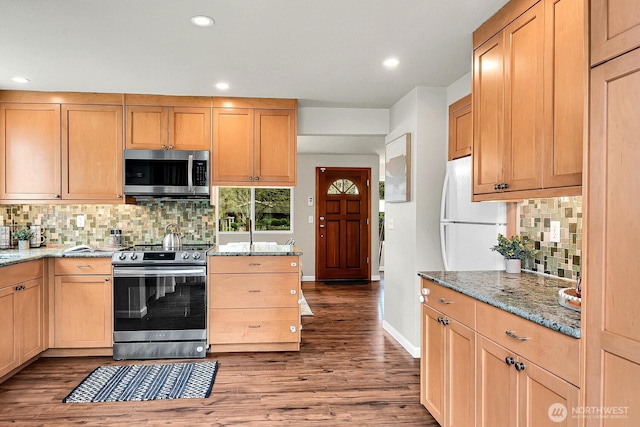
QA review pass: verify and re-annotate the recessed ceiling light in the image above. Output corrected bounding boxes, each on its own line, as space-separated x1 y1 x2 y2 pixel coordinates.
191 15 214 27
11 76 30 83
383 58 400 68
215 82 230 90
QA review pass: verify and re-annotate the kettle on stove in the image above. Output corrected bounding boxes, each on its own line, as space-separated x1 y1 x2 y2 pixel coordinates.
162 223 183 250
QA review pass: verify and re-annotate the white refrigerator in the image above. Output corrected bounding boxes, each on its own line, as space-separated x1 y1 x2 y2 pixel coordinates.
440 156 507 271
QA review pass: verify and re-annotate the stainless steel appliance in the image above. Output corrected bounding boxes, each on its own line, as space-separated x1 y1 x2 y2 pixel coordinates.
123 150 209 197
111 244 211 360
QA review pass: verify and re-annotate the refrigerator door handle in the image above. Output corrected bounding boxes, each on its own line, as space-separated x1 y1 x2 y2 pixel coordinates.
440 165 451 222
440 222 450 271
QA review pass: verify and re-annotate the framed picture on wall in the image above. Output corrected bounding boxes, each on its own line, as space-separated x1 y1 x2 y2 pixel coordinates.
385 133 411 203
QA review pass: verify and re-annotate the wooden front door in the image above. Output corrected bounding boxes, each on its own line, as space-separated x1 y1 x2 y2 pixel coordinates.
316 167 370 281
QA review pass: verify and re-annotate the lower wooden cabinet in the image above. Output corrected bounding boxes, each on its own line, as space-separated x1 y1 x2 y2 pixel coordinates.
208 255 301 352
477 336 579 427
53 258 112 348
0 261 44 379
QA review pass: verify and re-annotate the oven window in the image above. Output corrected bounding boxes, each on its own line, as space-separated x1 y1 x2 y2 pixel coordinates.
114 275 206 331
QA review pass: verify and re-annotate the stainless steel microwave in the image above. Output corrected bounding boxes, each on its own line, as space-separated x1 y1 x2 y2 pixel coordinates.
123 150 209 197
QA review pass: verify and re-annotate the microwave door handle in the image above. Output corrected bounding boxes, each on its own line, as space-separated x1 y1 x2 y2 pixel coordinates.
188 154 194 192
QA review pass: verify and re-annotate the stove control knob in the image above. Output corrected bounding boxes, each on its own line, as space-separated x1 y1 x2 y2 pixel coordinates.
181 252 190 259
192 251 201 260
129 253 137 260
118 252 126 260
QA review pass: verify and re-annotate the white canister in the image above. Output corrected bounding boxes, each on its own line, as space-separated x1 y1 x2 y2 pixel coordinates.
29 225 46 248
0 226 10 249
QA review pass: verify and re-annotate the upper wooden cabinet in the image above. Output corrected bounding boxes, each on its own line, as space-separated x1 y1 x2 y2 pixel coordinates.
0 92 127 203
213 98 297 186
0 103 61 200
472 0 585 201
591 0 640 66
62 104 124 200
125 105 211 151
448 95 472 160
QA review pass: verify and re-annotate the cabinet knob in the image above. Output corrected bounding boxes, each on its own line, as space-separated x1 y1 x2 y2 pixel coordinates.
249 176 254 181
290 262 297 267
168 145 173 150
161 145 167 149
54 194 61 198
441 318 450 326
419 295 425 303
494 184 499 190
515 362 526 371
421 288 430 296
290 326 297 333
502 183 509 189
117 194 122 199
290 289 297 295
104 277 110 281
254 176 260 181
505 356 515 366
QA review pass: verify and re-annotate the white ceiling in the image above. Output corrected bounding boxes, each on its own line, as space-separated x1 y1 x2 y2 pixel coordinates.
0 0 509 109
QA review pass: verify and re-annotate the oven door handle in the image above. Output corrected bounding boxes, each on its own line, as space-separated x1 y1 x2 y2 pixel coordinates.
113 267 206 278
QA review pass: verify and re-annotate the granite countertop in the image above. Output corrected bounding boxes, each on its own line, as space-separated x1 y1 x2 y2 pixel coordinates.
0 245 118 267
209 243 302 256
418 270 581 339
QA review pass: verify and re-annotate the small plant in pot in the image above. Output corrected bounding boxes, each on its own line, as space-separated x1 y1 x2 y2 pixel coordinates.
13 227 34 250
490 233 538 273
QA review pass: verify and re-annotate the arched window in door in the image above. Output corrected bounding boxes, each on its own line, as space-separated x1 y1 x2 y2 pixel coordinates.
327 178 359 195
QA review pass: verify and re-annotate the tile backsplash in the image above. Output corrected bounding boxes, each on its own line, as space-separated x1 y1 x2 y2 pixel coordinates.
0 200 216 247
519 196 582 279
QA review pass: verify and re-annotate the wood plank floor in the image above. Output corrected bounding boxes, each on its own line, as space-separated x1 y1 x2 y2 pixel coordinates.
0 281 438 426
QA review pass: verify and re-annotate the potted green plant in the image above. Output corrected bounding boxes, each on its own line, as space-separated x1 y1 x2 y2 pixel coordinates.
490 233 538 273
13 227 33 250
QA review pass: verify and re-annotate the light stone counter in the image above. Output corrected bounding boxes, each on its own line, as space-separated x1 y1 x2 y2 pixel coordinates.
418 270 581 338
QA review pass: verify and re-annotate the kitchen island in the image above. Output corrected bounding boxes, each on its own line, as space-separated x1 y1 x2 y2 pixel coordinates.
418 270 581 426
208 244 303 352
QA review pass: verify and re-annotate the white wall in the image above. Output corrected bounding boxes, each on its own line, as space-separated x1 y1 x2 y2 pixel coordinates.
295 153 381 281
382 87 447 357
298 107 389 136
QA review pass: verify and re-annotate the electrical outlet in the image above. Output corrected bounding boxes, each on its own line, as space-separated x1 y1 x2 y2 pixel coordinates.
308 215 314 224
387 218 395 230
550 221 561 243
307 196 314 207
77 215 85 228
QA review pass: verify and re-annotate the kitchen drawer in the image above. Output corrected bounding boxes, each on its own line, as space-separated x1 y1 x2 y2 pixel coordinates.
209 308 300 344
208 256 299 274
0 260 43 288
54 258 112 275
422 279 476 328
476 301 580 386
209 273 299 308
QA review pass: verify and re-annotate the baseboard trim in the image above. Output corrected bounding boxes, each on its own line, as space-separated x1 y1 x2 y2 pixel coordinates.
382 320 420 358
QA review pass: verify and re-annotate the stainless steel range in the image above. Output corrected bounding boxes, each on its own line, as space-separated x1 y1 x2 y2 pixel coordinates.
111 244 211 360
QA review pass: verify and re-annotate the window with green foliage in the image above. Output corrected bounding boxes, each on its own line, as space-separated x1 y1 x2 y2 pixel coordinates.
218 187 292 233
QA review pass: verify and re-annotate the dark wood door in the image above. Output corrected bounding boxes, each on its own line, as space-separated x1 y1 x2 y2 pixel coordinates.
316 167 370 281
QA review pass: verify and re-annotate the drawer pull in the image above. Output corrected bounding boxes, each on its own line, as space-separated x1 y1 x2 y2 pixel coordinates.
248 290 262 293
437 297 453 305
76 265 92 269
515 361 526 371
248 325 261 329
290 289 297 295
506 330 529 341
248 263 261 266
290 326 297 333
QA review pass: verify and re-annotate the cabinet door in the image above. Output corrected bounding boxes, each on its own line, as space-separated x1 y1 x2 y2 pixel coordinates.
446 319 475 427
125 105 169 149
591 0 640 65
477 336 518 427
0 103 61 199
586 47 640 425
54 275 112 348
473 32 505 195
170 107 211 150
448 95 472 161
543 0 585 189
421 305 445 426
518 359 580 427
212 108 254 184
502 2 544 192
0 286 17 377
17 278 43 363
62 104 123 200
254 109 296 185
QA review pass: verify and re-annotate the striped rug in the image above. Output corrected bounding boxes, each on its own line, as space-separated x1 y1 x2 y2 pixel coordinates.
63 361 218 403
